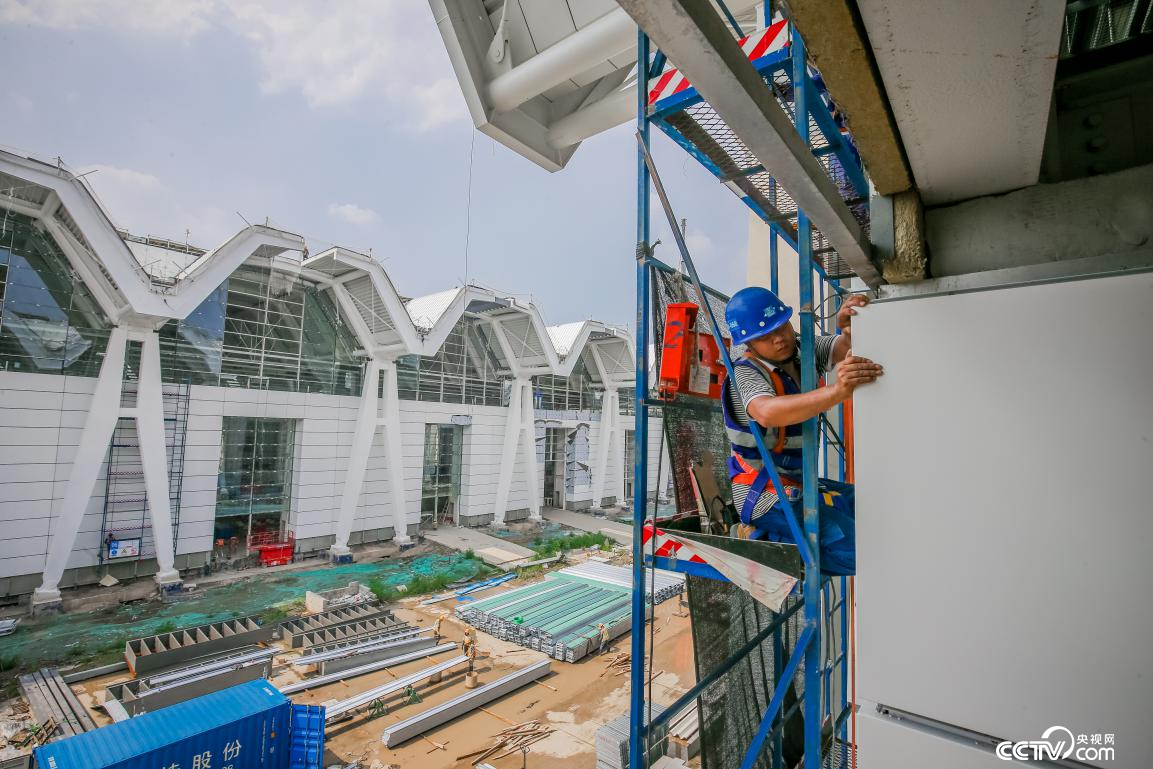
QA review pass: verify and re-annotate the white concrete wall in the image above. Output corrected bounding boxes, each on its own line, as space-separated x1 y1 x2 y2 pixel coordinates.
0 370 644 594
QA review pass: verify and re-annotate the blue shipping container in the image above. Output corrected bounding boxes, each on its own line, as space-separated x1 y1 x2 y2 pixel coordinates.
34 681 291 769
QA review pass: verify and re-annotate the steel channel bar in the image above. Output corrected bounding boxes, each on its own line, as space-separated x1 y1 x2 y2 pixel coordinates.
485 584 586 620
144 647 275 686
278 643 458 695
541 594 628 638
381 660 552 747
304 623 420 656
294 628 434 665
324 655 469 718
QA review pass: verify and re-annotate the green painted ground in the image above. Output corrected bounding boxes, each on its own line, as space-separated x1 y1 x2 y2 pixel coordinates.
0 553 485 671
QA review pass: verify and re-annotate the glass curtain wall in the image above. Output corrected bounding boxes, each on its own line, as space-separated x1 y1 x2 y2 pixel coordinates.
420 423 463 526
215 416 297 542
396 318 506 406
159 261 363 395
532 357 601 412
0 211 110 376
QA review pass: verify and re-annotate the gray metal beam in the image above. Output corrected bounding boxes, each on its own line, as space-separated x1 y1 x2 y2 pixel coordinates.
324 655 469 718
617 0 883 286
278 643 458 695
380 660 552 747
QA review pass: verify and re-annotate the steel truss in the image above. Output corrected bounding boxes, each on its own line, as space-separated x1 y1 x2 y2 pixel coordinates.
629 10 858 769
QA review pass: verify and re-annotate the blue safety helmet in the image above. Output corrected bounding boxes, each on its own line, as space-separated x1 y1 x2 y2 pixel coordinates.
725 287 793 345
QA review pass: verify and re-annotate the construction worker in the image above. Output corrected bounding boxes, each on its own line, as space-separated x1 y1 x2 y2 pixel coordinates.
433 616 443 640
466 641 478 673
721 287 882 575
596 622 611 655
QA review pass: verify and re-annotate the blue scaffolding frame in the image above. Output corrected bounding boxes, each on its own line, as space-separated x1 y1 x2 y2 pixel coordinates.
629 13 858 769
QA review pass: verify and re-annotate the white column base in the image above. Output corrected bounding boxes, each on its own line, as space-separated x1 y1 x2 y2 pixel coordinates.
393 534 414 547
154 569 182 587
329 544 354 563
31 587 63 614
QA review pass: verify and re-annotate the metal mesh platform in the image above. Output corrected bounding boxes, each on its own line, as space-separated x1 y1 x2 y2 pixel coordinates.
655 59 868 281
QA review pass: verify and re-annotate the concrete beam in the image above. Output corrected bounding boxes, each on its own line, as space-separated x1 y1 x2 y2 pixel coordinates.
618 0 882 286
926 162 1153 278
784 0 912 195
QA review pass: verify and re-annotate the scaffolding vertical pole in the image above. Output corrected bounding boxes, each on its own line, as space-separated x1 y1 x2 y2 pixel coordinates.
629 26 651 769
790 31 824 769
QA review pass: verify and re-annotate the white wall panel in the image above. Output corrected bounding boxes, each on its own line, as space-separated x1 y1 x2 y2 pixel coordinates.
854 272 1151 764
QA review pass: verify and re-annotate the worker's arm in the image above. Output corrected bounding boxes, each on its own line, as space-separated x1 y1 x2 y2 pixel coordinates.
831 294 869 364
746 355 882 429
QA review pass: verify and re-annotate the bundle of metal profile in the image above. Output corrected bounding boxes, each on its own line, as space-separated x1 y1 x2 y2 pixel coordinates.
295 615 409 649
558 562 685 604
125 615 273 675
454 577 641 661
324 655 468 719
278 643 458 695
279 604 392 647
302 621 419 656
596 704 667 769
453 581 574 624
293 628 437 676
553 607 637 663
380 660 552 747
106 646 276 717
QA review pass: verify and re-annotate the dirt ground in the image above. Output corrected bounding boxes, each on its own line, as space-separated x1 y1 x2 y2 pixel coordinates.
50 572 695 769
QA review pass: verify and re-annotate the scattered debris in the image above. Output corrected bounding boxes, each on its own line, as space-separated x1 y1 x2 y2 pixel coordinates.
457 721 554 766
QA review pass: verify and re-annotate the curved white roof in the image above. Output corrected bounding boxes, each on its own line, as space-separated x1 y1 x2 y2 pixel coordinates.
0 146 635 385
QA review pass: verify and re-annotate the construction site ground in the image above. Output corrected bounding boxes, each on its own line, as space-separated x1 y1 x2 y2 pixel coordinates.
4 553 696 769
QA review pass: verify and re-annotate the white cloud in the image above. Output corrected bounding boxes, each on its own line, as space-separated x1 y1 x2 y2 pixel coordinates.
327 202 380 227
0 0 467 131
80 163 235 246
0 0 216 37
80 164 163 191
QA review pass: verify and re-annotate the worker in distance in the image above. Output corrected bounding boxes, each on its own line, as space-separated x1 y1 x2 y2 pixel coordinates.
721 287 881 574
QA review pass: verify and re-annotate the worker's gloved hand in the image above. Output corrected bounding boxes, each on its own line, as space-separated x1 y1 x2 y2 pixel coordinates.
832 353 883 398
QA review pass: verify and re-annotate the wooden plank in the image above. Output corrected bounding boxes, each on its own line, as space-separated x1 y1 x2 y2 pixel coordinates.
22 673 71 738
33 671 78 737
35 671 75 736
46 668 97 731
18 674 56 727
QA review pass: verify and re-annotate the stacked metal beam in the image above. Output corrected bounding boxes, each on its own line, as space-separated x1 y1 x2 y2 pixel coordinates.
596 704 667 769
125 616 273 675
557 562 685 603
454 564 683 663
279 604 392 647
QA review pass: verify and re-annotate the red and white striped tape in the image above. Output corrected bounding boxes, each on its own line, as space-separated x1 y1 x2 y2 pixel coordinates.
642 524 796 610
647 19 790 106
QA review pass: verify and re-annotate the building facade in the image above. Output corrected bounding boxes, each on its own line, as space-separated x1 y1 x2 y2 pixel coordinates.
0 149 660 606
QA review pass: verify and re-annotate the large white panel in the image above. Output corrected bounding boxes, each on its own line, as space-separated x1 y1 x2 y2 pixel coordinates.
854 272 1152 764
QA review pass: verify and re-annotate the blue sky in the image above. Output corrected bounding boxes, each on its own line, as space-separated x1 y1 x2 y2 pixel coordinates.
0 0 750 328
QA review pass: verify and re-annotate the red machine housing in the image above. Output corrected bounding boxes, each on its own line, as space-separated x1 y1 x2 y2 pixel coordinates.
659 302 729 400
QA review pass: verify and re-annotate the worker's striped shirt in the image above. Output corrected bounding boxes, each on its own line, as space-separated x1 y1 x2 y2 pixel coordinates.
728 335 837 521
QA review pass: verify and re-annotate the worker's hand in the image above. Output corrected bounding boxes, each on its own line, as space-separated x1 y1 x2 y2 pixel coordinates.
832 353 883 398
836 294 869 334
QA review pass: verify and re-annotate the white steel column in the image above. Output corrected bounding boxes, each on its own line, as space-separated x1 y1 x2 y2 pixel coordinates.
32 327 129 607
380 359 412 544
590 388 620 507
331 358 411 557
494 377 540 524
520 379 541 522
332 360 382 558
135 331 180 586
